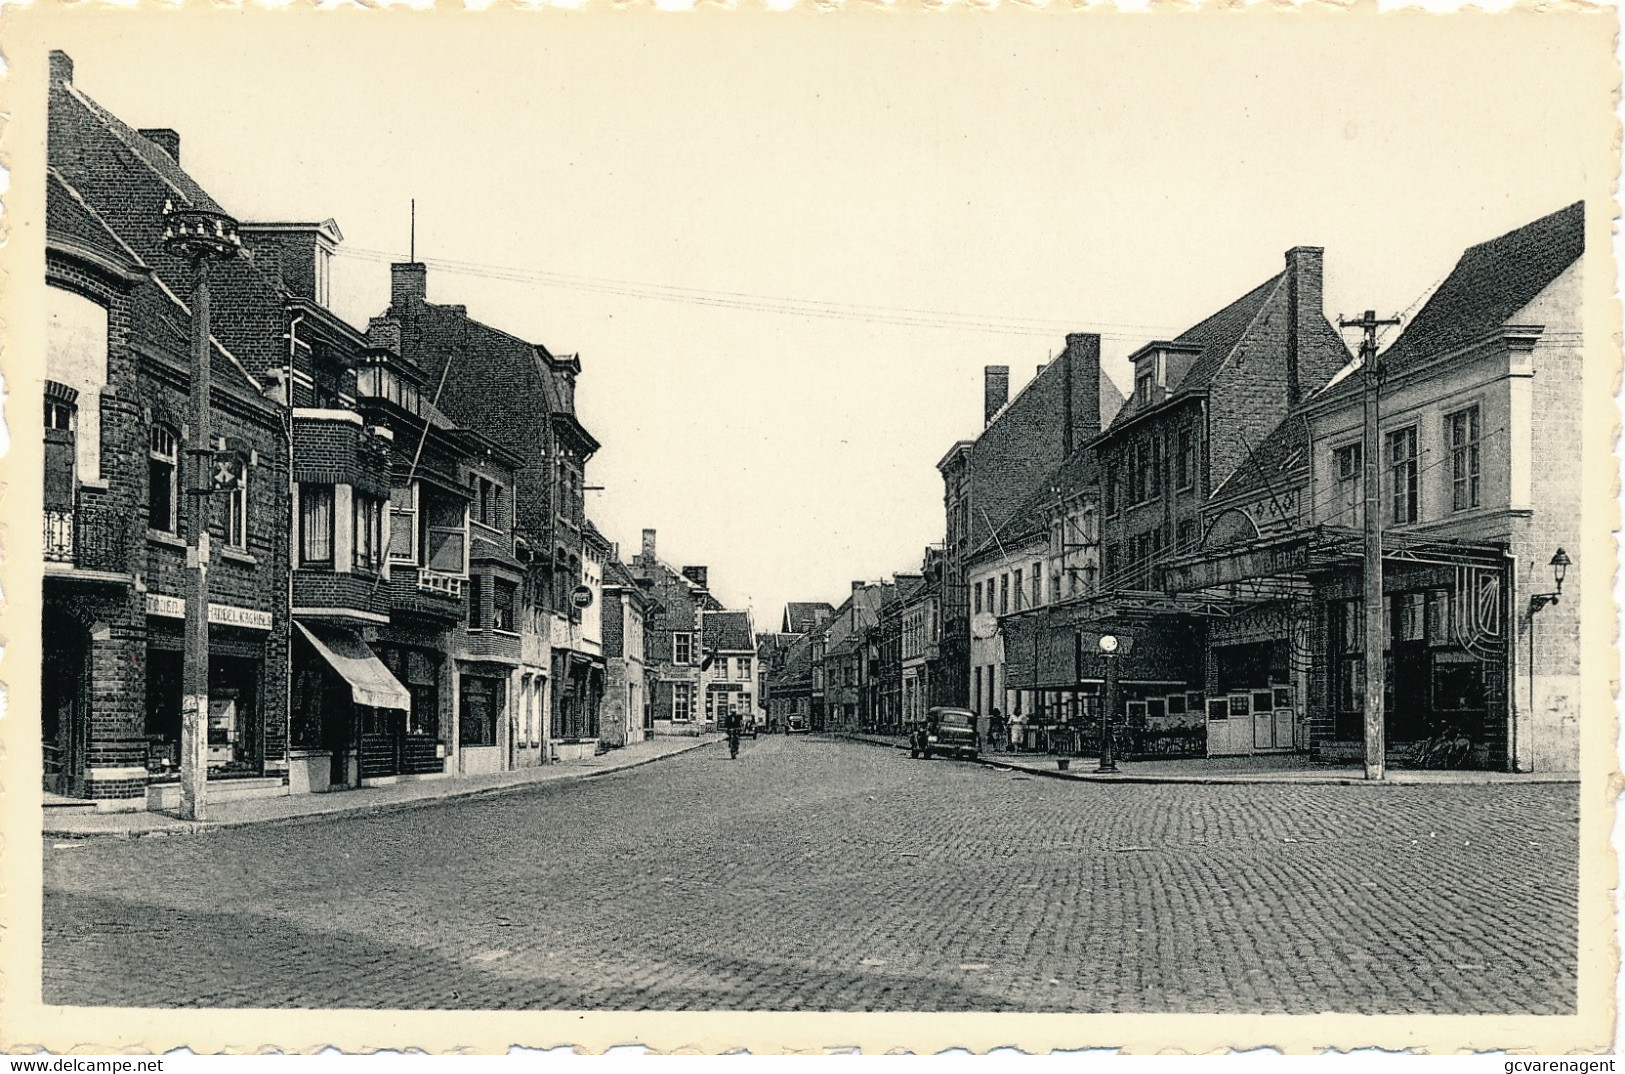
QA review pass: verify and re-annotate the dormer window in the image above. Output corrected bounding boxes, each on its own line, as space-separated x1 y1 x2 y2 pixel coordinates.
1136 369 1156 407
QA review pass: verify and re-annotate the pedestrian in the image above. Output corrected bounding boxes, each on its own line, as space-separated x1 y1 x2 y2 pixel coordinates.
988 708 1004 753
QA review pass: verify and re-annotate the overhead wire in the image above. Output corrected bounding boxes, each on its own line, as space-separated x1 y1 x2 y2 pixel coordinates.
333 245 1187 342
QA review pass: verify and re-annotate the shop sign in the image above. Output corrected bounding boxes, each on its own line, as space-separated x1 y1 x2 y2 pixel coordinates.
145 593 273 631
571 584 595 609
709 682 743 692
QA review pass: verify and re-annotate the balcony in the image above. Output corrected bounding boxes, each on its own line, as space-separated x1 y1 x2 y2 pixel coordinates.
386 566 467 622
292 569 390 622
44 503 130 576
417 569 465 598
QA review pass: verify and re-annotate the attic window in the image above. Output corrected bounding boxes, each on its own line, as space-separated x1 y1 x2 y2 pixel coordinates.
1136 370 1155 407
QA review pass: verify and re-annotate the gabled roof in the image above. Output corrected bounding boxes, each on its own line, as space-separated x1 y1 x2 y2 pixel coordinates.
59 80 226 216
970 445 1098 561
783 602 835 634
1104 275 1280 434
602 559 641 590
46 167 147 271
703 610 755 653
1381 201 1584 373
1208 411 1311 505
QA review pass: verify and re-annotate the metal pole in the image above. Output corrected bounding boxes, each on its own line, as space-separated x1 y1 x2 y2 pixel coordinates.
180 254 213 821
1098 654 1118 773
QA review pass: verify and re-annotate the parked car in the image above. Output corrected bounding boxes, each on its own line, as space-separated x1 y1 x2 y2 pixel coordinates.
786 712 811 734
910 707 979 760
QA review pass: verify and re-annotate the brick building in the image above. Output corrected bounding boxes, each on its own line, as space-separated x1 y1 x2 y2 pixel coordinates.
935 335 1121 713
600 557 651 748
43 52 299 809
898 549 944 728
371 260 600 768
629 529 722 736
1165 202 1587 771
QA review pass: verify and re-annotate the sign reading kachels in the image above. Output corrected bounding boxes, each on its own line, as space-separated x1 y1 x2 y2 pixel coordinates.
145 594 273 631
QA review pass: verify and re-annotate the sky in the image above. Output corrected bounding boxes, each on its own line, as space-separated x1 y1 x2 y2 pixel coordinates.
25 9 1612 631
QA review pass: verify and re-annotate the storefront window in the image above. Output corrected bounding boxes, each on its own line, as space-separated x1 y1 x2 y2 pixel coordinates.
144 648 259 777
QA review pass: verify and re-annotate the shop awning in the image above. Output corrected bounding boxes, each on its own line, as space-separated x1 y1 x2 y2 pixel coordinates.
1001 600 1204 690
295 622 411 711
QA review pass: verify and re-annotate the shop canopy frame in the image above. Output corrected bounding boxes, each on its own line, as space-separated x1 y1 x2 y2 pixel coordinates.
1159 525 1509 597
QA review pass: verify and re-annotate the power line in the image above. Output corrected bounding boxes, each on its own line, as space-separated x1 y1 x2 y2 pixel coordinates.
333 245 1187 342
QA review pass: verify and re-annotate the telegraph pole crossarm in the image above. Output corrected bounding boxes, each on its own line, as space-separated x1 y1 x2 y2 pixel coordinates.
1337 309 1401 782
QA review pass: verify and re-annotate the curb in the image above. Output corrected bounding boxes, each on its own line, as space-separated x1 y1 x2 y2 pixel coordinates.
45 736 721 841
832 733 1578 788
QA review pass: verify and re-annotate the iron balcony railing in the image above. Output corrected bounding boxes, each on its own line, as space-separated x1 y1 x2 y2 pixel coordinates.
44 503 129 573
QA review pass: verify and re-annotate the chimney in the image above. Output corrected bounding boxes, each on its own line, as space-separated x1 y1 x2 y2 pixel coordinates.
1037 364 1047 378
1062 333 1102 456
138 128 181 163
983 365 1010 425
391 262 427 308
852 580 865 592
49 50 73 85
682 566 709 589
1284 246 1324 407
640 528 657 565
366 317 402 356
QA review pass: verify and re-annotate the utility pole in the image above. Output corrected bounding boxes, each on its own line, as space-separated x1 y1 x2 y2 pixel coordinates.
1338 310 1400 782
163 201 242 821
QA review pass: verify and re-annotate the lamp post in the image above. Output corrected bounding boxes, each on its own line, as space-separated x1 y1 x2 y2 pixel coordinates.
1528 548 1570 614
1097 633 1119 773
1525 549 1571 772
161 201 242 821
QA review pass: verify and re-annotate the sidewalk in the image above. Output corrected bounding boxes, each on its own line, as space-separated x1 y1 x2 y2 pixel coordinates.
44 733 722 840
839 732 1577 786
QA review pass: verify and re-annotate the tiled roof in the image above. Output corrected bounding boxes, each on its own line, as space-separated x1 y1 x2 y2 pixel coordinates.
971 446 1099 560
783 602 835 634
1381 201 1584 373
1314 202 1585 406
703 610 754 652
1104 275 1280 434
1208 411 1311 504
60 81 226 215
46 168 147 269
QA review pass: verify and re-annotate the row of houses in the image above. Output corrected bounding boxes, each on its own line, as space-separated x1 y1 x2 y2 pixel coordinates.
765 202 1585 771
41 53 756 811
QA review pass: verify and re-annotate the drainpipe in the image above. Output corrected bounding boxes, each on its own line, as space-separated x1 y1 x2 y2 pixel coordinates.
280 311 303 788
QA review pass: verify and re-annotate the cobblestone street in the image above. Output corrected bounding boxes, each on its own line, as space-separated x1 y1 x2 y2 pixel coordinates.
44 736 1577 1014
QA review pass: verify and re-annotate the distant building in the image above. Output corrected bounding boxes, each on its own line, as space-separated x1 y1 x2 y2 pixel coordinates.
600 557 651 749
936 335 1121 713
629 529 722 736
702 610 757 728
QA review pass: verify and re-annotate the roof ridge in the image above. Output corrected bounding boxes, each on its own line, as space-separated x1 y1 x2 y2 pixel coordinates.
61 82 218 212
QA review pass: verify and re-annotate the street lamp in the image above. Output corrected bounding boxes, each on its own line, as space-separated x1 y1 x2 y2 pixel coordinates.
1097 633 1119 773
1522 548 1572 773
1529 548 1571 614
161 200 241 821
